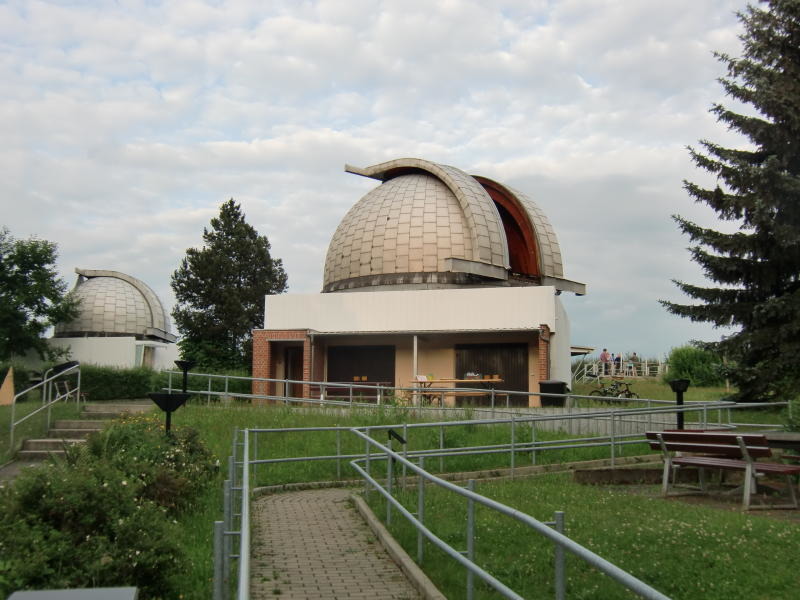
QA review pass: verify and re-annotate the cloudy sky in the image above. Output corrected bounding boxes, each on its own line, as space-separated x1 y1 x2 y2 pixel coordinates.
1 0 752 359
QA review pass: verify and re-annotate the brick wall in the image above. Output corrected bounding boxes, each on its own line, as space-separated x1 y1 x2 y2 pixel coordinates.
252 329 313 401
537 324 551 384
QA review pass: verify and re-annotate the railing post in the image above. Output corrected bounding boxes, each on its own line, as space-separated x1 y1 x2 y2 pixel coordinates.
439 426 444 472
336 430 342 480
554 511 566 600
510 415 516 476
402 423 408 488
466 479 476 600
207 377 212 405
168 371 173 393
365 428 371 495
252 432 258 484
213 520 224 600
417 456 425 563
531 423 537 465
223 479 232 596
610 412 616 467
386 445 394 526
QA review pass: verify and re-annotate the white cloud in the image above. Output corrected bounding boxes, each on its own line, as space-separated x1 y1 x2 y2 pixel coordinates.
0 0 753 355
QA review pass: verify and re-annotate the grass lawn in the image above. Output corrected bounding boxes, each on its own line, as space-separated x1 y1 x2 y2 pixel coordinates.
373 472 800 600
571 379 789 428
5 390 794 598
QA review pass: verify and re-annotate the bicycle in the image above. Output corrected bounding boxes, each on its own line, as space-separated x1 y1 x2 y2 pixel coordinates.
587 375 639 401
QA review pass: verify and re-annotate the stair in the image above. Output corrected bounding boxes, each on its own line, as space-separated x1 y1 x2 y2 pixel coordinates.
16 401 154 461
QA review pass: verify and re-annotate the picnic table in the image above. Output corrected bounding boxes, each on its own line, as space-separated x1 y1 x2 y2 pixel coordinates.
411 377 504 405
646 430 800 510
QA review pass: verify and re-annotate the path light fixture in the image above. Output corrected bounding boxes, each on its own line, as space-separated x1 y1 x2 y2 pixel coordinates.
148 359 196 435
668 379 690 430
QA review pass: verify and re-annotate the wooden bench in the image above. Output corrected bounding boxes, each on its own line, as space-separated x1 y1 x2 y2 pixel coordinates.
645 431 800 510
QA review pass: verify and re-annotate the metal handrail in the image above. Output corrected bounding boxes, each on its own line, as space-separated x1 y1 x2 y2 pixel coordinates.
217 398 786 600
8 364 82 452
350 430 671 600
237 430 250 600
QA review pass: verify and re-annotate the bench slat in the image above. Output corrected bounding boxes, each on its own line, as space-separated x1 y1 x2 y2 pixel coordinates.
646 440 772 458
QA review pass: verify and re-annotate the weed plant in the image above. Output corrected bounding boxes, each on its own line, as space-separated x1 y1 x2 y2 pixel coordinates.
374 472 800 599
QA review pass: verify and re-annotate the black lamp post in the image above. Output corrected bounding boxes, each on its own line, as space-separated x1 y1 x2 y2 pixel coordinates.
669 379 691 430
173 359 196 394
147 359 196 435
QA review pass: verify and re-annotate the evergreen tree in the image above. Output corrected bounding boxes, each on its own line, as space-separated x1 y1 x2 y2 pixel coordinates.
0 228 79 361
171 200 288 370
662 1 800 402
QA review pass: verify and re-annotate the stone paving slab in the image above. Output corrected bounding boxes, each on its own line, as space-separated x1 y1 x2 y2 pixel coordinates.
250 488 421 599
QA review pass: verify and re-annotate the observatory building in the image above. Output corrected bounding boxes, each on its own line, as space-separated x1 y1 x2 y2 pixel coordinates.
252 158 585 405
50 269 179 369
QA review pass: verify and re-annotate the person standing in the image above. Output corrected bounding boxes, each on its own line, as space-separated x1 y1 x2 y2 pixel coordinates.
599 348 611 375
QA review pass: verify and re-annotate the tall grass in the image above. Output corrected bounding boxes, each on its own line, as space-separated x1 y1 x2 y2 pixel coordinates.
373 473 800 599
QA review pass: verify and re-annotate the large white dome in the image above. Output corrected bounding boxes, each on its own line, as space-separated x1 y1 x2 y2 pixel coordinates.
322 157 572 293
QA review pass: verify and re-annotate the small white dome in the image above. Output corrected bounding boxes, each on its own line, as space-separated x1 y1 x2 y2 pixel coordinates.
54 269 175 342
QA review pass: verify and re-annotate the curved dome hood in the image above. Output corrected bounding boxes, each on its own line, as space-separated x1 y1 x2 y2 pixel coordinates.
323 158 584 295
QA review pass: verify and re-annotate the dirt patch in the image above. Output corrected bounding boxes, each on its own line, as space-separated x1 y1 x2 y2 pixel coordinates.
596 479 800 523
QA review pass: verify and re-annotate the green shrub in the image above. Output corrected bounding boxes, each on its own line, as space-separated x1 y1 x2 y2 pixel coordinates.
0 461 186 598
0 415 218 598
79 365 157 401
663 345 724 387
84 413 218 513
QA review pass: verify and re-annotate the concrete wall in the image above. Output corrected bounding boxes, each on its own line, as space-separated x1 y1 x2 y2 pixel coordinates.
551 297 572 385
264 286 558 334
48 337 179 370
49 337 136 367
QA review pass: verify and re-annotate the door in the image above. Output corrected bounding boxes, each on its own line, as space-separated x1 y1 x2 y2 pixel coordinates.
285 346 304 397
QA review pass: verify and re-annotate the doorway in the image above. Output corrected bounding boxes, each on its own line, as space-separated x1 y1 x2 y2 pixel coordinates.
284 346 304 398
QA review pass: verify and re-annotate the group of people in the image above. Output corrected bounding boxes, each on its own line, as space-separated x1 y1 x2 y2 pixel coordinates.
599 349 639 375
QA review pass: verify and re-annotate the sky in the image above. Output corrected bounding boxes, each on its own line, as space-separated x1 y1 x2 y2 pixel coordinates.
1 0 752 359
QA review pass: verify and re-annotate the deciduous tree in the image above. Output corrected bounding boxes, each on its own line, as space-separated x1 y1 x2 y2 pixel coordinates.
662 1 800 402
171 199 288 370
0 228 78 361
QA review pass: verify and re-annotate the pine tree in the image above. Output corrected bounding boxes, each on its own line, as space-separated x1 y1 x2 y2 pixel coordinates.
662 0 800 402
171 199 288 370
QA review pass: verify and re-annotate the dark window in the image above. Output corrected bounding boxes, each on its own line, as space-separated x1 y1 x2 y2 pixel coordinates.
327 345 395 386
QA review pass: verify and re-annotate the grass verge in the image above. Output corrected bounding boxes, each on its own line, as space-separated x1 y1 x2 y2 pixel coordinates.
371 472 800 599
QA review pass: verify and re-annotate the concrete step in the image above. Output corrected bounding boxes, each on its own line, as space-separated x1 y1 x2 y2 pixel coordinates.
48 428 100 439
82 403 152 414
21 438 86 452
54 419 110 430
16 449 68 460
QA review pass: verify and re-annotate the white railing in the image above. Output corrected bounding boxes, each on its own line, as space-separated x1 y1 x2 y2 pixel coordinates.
7 362 83 454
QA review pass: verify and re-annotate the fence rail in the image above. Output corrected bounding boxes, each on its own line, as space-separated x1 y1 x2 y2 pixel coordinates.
7 363 83 455
205 373 787 599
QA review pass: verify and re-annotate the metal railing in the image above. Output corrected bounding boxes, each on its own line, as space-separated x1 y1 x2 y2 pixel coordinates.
572 360 667 382
7 363 83 455
212 398 787 599
350 430 670 600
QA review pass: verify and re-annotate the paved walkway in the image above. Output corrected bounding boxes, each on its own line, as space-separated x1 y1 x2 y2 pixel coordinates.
250 488 422 599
